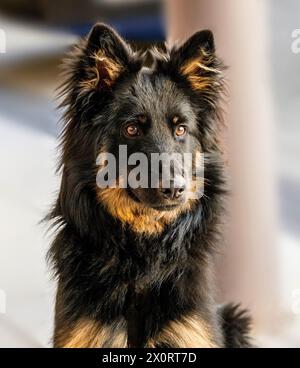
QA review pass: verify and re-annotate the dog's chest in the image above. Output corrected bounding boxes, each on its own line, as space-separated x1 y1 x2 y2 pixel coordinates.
125 283 152 347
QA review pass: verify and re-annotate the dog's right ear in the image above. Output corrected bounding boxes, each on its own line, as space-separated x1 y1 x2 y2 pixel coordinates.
79 23 140 92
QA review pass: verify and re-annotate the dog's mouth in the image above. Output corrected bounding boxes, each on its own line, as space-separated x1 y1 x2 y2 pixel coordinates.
150 204 180 211
126 188 186 212
98 186 192 235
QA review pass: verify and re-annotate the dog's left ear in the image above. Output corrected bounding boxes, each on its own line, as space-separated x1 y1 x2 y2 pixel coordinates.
176 30 215 62
80 23 140 91
170 30 224 93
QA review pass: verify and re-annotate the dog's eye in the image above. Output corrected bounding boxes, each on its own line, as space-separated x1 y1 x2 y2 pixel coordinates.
175 125 187 137
123 123 141 138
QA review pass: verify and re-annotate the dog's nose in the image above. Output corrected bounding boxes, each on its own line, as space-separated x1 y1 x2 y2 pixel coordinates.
160 180 186 200
161 186 185 199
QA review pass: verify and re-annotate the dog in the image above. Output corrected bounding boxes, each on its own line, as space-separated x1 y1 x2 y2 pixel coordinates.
47 23 252 348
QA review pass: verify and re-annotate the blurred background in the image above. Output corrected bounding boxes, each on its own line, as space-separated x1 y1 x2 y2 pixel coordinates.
0 0 299 347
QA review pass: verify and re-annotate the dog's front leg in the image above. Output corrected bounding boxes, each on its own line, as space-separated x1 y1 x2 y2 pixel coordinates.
53 318 128 348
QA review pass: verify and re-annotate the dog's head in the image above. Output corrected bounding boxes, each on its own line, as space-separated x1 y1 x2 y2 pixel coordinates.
58 24 224 235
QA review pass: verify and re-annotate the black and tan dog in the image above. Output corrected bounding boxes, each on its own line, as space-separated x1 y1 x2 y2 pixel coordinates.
47 23 252 348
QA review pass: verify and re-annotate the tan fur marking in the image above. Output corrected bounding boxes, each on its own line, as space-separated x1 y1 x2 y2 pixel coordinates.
172 116 179 124
180 49 220 92
97 187 192 235
80 50 123 91
55 319 127 348
147 314 218 348
138 114 147 124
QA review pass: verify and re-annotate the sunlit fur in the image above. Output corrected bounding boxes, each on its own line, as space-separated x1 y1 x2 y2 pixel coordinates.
79 50 124 91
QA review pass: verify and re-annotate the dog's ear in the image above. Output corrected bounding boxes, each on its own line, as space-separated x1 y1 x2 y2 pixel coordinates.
80 23 139 92
176 30 215 62
170 30 224 93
